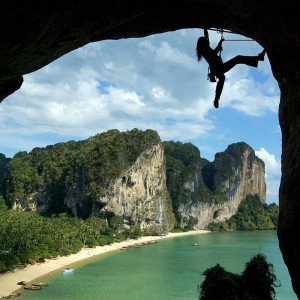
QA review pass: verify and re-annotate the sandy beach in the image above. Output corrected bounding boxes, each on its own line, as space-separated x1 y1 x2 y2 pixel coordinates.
0 230 209 297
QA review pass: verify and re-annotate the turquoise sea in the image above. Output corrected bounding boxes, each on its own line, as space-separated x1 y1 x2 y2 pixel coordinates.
21 231 297 299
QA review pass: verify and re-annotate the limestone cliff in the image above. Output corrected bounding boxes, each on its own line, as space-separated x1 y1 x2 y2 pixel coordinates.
5 129 175 233
6 133 263 233
165 142 266 229
100 144 175 234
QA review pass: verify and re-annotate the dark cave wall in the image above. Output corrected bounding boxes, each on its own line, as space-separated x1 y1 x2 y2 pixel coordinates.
0 1 299 297
277 68 300 298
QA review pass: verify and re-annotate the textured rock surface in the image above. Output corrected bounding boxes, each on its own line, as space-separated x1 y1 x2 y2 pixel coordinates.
0 1 299 296
213 145 266 205
5 130 175 233
13 194 37 212
99 144 175 234
176 143 266 229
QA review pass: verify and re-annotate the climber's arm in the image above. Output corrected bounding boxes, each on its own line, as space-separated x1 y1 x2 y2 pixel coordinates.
204 28 209 41
214 37 224 54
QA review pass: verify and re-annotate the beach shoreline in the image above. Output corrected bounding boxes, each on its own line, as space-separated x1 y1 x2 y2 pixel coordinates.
0 230 210 296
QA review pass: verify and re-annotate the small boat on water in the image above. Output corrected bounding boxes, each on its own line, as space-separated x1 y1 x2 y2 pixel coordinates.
62 268 74 273
23 285 42 290
1 292 21 299
191 243 199 246
149 241 157 244
32 282 48 287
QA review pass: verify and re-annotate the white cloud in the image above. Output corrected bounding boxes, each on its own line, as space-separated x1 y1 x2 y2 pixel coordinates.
219 70 279 116
0 29 280 171
156 42 198 70
151 86 174 103
104 62 114 70
1 30 217 143
255 147 281 178
0 66 213 140
139 39 198 71
255 147 281 203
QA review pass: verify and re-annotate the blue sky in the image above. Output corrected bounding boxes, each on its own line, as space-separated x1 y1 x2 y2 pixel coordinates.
0 29 281 203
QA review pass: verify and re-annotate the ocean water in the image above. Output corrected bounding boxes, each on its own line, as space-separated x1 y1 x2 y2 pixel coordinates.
21 231 297 299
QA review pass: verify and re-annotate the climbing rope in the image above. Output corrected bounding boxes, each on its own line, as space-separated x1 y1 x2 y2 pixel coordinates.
216 28 224 38
223 39 253 42
207 27 290 43
213 28 254 42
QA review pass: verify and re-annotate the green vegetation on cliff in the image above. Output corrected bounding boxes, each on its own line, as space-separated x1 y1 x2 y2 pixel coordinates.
207 195 279 231
164 141 202 209
204 142 260 187
163 141 227 223
5 129 160 216
0 153 10 198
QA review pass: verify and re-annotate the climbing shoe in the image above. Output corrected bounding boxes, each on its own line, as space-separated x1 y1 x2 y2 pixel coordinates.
213 99 219 108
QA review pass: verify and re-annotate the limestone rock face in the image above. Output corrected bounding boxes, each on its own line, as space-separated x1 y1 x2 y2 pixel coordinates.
215 149 266 202
176 143 266 229
7 140 175 234
212 146 266 217
12 194 37 212
99 144 175 234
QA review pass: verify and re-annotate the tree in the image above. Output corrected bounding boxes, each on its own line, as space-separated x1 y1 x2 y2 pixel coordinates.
0 196 7 210
198 264 241 300
108 215 124 232
242 254 279 300
198 254 279 300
